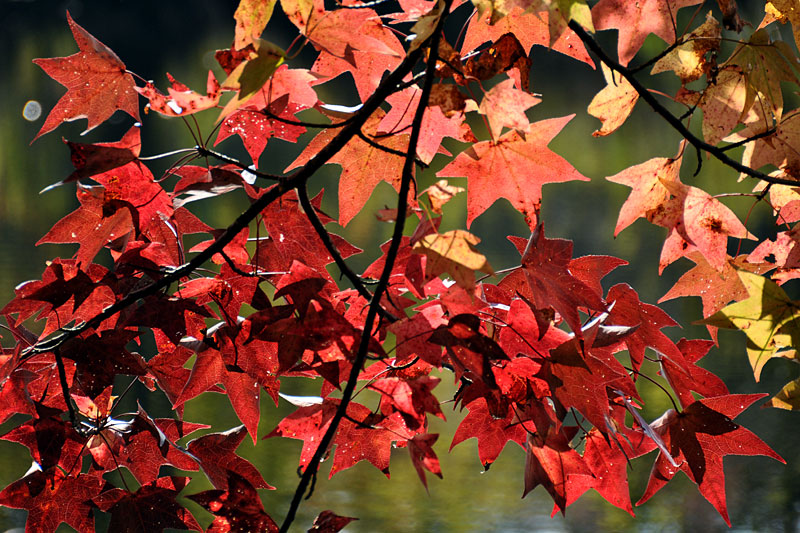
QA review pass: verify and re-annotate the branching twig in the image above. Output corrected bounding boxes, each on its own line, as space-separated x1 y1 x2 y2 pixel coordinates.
568 21 800 188
278 3 451 529
296 184 400 322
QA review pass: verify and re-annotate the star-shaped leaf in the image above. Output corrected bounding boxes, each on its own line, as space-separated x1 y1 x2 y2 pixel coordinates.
287 110 408 226
637 394 785 526
0 469 104 533
438 115 588 229
412 230 494 290
588 62 638 136
592 0 704 66
188 471 278 533
33 12 139 140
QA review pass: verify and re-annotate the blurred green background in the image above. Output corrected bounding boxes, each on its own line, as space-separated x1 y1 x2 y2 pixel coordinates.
1 0 799 531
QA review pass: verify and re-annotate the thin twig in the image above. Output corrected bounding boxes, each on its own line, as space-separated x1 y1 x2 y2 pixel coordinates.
296 184 400 322
195 147 282 180
278 3 451 529
568 21 800 188
356 130 429 168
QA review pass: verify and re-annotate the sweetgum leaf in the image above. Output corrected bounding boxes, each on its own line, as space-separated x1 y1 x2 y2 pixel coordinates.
234 0 277 50
408 433 443 489
592 0 703 66
188 471 279 533
637 394 785 526
37 184 134 270
137 71 221 117
438 115 588 229
55 124 142 188
650 11 721 84
187 426 273 490
413 230 494 290
461 8 593 67
0 468 104 533
32 11 139 140
588 62 638 137
478 78 540 140
519 224 606 335
308 510 358 533
701 270 800 381
450 397 527 467
523 427 593 513
96 477 201 533
287 110 409 226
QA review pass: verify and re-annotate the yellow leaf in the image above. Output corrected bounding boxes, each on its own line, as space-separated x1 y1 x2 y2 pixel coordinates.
413 230 494 290
233 0 277 50
762 0 800 54
422 179 465 214
651 11 721 83
588 62 638 137
701 270 800 380
218 39 285 122
765 376 800 410
729 29 800 123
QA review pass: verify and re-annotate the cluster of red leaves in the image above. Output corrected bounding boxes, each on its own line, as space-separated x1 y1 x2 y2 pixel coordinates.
1 0 797 531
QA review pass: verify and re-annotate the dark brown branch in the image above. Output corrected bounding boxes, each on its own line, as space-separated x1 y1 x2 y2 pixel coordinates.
258 107 351 129
295 184 400 322
719 127 777 152
568 21 800 188
278 2 451 529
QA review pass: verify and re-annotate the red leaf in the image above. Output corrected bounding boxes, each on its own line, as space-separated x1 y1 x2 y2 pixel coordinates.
287 110 409 226
592 0 704 66
176 344 264 443
96 477 201 533
187 426 273 490
0 468 104 533
188 471 279 533
462 8 593 67
660 338 729 409
136 71 221 116
33 11 139 140
450 398 527 468
216 95 306 164
438 115 588 229
308 510 358 533
518 224 606 335
59 125 142 186
408 433 443 489
545 338 638 430
637 394 785 525
266 399 412 477
605 283 683 372
37 184 134 269
254 189 361 278
523 427 593 513
378 86 471 165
